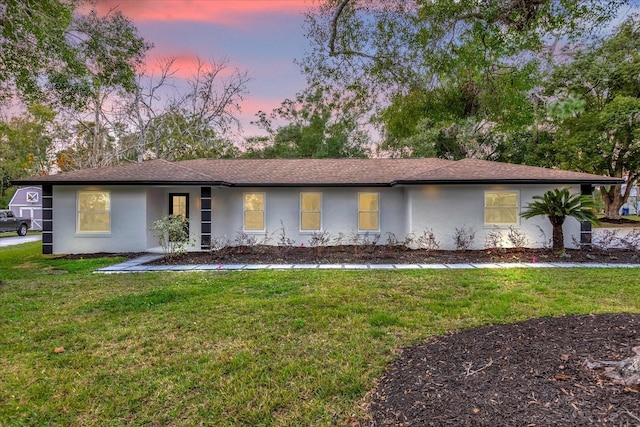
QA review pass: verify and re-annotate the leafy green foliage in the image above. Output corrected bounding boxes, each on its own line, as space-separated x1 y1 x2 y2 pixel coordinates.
545 15 640 218
144 108 240 161
245 88 370 158
0 104 57 196
521 188 599 251
0 0 77 104
150 214 192 257
302 0 627 151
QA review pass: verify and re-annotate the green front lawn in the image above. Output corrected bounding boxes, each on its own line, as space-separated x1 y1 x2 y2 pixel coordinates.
1 242 639 425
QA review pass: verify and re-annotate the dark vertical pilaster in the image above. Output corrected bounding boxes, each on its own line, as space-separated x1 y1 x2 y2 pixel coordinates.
42 185 53 254
580 184 593 249
200 187 212 250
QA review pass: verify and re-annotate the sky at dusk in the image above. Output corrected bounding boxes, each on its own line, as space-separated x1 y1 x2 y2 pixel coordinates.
96 0 312 137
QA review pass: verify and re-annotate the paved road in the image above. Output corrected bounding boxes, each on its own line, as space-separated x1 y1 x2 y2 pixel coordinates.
0 234 42 247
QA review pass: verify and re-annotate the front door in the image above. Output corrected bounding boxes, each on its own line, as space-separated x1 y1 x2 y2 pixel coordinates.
169 193 189 238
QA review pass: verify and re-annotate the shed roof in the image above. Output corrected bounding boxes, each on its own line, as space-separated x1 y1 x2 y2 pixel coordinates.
12 158 624 187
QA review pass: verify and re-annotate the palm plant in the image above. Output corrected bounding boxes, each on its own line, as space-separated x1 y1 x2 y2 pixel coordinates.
521 188 599 251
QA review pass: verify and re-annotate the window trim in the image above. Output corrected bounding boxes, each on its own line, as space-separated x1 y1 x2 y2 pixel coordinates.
484 190 520 226
358 192 380 232
243 192 265 232
76 191 111 234
300 192 322 232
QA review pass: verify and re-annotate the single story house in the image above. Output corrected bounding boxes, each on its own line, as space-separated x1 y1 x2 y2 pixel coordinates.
8 186 43 230
13 158 623 254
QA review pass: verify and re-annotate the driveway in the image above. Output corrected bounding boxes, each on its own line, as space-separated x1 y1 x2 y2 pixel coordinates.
0 234 42 247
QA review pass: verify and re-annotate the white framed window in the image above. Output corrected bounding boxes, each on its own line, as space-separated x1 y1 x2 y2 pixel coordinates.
484 191 519 225
300 192 322 231
243 193 265 231
358 192 379 231
77 191 111 233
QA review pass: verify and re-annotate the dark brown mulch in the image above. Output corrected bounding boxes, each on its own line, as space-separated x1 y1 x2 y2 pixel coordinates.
364 313 640 426
150 246 640 265
54 252 145 260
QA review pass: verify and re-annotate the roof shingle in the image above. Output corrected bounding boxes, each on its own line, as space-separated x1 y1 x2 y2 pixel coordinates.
12 158 624 186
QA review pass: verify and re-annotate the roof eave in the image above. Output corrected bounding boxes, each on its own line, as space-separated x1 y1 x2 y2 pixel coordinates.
11 180 230 186
396 178 625 185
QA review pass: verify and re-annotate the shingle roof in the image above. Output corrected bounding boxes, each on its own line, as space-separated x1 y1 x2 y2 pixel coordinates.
13 158 624 186
400 158 623 184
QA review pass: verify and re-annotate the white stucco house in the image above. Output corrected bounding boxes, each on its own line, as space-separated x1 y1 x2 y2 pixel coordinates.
13 158 622 255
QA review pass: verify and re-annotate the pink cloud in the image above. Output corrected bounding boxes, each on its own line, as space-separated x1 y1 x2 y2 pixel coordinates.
93 0 309 27
141 54 243 80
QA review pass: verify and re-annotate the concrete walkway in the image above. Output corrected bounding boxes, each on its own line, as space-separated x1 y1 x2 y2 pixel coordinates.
95 254 640 273
0 234 42 247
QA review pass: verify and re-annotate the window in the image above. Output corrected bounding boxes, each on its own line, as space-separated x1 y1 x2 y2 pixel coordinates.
244 193 265 231
358 192 379 231
77 191 110 233
484 191 519 225
169 193 189 219
300 192 321 231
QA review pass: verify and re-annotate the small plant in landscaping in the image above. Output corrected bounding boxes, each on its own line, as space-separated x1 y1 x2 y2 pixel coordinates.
507 225 529 249
413 229 440 251
360 232 380 246
385 232 401 246
234 229 258 247
308 230 332 247
535 225 552 250
485 228 503 250
150 215 193 258
276 220 296 247
453 225 476 251
593 229 620 250
619 228 640 251
208 235 231 252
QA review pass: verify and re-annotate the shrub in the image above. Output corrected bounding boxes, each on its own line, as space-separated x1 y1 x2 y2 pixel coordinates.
150 215 192 258
414 229 440 251
485 228 503 249
507 225 529 249
453 225 476 251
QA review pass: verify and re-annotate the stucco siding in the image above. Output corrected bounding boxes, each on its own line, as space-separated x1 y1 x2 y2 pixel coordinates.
408 184 581 250
53 186 148 253
209 187 406 246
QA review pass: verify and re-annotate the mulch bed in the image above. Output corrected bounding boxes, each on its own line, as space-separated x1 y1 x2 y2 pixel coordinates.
149 246 640 265
363 313 640 426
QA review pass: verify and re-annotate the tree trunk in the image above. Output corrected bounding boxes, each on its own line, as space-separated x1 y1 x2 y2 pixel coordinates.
549 215 566 252
600 185 628 220
552 224 564 252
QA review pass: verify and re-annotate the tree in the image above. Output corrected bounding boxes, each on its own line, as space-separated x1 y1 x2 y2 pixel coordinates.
521 188 599 251
545 15 640 220
301 0 627 134
123 57 250 161
0 105 57 199
51 9 151 170
0 0 79 104
245 88 370 158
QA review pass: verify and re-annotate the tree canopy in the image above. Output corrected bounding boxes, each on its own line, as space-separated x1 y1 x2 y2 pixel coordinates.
301 0 633 157
244 88 370 158
545 15 640 219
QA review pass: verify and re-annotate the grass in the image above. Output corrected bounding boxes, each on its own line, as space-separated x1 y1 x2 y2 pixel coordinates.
1 242 640 425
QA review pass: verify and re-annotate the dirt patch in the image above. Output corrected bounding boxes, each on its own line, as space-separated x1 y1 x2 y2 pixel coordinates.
598 218 640 227
364 313 640 426
150 246 640 265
